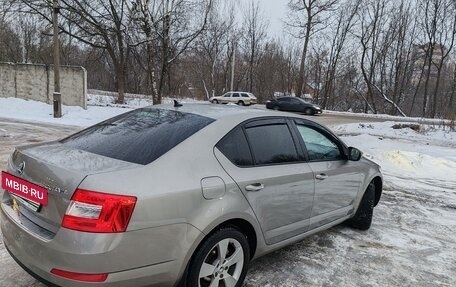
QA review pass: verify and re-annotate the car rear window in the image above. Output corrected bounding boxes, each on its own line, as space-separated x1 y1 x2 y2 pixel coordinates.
61 108 215 165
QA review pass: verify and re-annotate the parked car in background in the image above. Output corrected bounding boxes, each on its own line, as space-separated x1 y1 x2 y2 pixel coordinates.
1 104 382 287
209 91 257 106
266 96 322 115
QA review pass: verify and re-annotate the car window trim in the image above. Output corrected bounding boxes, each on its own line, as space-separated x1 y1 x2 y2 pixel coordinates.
243 119 304 167
215 126 254 168
215 116 309 168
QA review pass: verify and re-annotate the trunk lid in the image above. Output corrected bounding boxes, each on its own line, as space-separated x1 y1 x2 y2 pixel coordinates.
3 141 138 238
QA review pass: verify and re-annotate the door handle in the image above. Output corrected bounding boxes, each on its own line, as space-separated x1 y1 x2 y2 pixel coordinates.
315 173 328 180
245 183 264 192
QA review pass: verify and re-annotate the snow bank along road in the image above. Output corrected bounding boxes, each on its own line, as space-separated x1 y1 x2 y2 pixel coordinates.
0 114 455 287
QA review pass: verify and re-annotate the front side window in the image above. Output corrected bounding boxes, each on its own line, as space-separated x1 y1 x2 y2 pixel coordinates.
241 93 249 98
245 124 299 165
224 93 231 97
296 125 342 161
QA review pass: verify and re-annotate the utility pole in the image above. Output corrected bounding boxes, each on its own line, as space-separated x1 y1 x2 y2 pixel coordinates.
53 0 62 118
230 44 236 91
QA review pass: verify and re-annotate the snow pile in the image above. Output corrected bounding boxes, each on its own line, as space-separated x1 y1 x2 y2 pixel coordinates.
0 92 204 127
0 97 132 127
87 90 203 107
334 121 455 147
327 110 453 125
335 122 456 205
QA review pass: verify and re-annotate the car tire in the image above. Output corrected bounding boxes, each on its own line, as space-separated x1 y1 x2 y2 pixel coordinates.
272 106 280 111
304 108 314 115
238 101 245 106
350 182 375 230
187 227 250 287
212 100 219 104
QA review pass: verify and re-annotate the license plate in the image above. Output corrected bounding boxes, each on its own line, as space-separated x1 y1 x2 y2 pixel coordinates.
1 171 48 206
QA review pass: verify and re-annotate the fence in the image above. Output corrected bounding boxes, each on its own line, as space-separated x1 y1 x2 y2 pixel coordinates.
0 62 87 109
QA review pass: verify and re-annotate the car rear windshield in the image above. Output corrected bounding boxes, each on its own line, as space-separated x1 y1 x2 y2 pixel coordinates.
61 108 215 165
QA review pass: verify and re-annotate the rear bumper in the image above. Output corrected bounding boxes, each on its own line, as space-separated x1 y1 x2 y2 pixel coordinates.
1 202 201 287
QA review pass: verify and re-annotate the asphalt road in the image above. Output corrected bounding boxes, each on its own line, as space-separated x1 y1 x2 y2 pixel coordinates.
1 113 453 287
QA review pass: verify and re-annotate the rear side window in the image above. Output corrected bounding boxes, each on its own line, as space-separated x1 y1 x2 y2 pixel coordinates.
217 128 253 167
245 124 299 165
61 108 215 165
232 93 240 98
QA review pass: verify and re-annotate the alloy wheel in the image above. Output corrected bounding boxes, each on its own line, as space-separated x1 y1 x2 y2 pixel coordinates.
198 238 244 287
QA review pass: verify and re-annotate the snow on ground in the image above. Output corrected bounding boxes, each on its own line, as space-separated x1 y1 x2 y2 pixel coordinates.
0 97 133 127
326 109 453 125
334 121 456 205
0 92 204 127
87 89 203 107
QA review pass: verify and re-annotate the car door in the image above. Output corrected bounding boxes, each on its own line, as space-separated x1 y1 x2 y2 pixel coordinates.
277 98 292 110
221 93 232 104
214 118 315 245
231 93 241 104
289 98 303 112
291 119 362 230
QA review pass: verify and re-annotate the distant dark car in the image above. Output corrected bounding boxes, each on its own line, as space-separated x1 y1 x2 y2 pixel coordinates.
266 97 322 115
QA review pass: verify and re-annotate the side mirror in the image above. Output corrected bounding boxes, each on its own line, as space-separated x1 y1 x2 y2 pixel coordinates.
348 147 362 161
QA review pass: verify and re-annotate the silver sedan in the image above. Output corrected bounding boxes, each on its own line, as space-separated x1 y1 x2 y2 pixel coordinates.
1 104 382 287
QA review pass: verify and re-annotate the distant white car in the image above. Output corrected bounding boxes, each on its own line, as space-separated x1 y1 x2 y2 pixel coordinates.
209 92 257 106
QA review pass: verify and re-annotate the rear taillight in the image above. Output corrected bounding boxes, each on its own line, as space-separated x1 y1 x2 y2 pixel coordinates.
62 189 136 233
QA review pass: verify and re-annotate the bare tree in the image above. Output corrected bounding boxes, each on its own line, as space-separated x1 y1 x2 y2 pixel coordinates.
357 0 387 114
320 0 360 109
0 20 21 62
430 1 456 117
193 1 235 98
131 0 213 103
241 0 268 93
418 0 456 117
287 0 338 98
19 0 133 103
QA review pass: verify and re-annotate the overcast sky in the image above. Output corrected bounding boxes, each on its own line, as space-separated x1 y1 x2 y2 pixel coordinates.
258 0 288 38
236 0 289 39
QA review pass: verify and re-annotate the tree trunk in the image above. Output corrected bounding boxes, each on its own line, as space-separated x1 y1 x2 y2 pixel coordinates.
297 26 310 97
421 43 435 117
360 43 377 114
431 65 443 118
157 13 171 104
116 65 126 104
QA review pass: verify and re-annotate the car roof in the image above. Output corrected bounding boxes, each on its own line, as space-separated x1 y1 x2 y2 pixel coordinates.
278 96 304 100
225 91 252 93
151 103 283 120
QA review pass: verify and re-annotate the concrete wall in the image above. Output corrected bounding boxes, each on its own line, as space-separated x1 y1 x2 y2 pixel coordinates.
0 62 87 109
